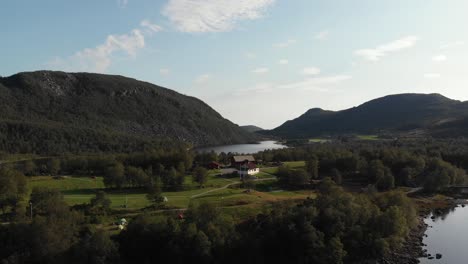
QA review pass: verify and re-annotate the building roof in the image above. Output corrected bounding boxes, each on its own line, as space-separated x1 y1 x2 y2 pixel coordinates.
232 155 256 162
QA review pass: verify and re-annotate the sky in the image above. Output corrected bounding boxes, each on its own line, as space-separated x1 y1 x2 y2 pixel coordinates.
1 0 468 129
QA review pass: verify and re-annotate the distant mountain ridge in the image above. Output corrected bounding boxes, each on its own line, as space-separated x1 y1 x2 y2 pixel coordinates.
263 93 468 138
240 125 264 133
0 71 256 154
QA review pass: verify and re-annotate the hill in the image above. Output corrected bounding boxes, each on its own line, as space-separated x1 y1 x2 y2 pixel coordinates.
263 93 468 138
240 125 264 133
0 71 256 154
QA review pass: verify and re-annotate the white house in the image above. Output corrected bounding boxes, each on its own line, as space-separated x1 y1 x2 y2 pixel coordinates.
238 162 259 179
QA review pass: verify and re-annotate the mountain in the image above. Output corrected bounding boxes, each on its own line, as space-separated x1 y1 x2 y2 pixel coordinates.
0 71 256 154
240 125 264 133
263 93 468 138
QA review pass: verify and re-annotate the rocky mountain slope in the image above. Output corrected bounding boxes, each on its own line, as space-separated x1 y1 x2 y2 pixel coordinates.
0 71 256 154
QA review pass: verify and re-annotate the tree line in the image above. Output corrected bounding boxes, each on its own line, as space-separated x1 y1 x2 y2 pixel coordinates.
256 139 468 191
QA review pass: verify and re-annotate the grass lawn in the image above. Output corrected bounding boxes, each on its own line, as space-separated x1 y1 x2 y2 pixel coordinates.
255 171 275 179
309 138 330 143
26 170 312 211
0 154 42 163
29 176 105 190
260 161 305 175
260 167 278 174
284 161 306 169
356 135 379 140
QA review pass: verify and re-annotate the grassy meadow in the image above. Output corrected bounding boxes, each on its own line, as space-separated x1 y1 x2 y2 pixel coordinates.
26 165 312 212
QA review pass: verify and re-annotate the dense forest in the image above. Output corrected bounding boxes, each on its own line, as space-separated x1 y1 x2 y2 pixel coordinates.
2 138 468 263
254 139 468 191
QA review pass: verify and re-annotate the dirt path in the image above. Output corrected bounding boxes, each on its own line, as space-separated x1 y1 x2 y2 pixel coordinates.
190 177 276 199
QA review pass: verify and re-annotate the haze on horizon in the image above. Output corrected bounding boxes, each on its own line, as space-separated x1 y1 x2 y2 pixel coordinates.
1 0 468 129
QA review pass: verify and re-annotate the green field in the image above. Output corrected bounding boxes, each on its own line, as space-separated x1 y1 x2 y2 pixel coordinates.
29 176 105 190
356 135 379 140
26 165 312 211
260 161 305 175
309 138 330 143
284 161 306 168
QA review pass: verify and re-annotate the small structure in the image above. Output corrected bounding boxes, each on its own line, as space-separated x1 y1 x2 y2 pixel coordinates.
178 212 184 219
208 161 222 170
238 162 259 179
118 218 128 230
231 155 256 169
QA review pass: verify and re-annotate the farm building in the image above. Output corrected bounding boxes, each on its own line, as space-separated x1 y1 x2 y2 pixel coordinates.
231 155 256 169
207 161 222 169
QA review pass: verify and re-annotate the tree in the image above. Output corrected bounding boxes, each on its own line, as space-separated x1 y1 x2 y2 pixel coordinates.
192 167 208 187
90 191 112 215
289 169 310 188
277 165 291 186
368 160 385 183
126 166 150 187
70 230 119 264
306 156 319 179
421 158 454 192
163 167 184 191
23 160 37 176
0 167 27 215
48 158 61 176
104 162 125 188
29 187 69 217
376 168 395 191
147 177 164 207
331 168 342 185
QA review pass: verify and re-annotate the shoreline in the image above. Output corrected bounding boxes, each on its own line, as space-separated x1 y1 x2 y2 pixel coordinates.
382 196 457 264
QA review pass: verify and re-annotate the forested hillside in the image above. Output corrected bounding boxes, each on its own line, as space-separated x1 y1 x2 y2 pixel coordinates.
0 71 256 154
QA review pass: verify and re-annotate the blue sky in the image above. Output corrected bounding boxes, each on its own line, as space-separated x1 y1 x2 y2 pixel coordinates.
1 0 468 129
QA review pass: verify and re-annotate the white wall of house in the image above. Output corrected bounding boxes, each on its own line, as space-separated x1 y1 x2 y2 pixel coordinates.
238 168 259 177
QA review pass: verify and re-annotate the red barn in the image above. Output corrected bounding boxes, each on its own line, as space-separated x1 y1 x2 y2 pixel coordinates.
231 155 256 169
208 161 221 169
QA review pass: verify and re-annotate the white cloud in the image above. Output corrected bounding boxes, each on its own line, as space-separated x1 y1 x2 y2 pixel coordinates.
354 36 419 61
162 0 275 33
424 73 441 79
140 20 163 35
273 39 297 48
117 0 128 8
46 21 163 73
301 67 321 75
194 74 212 84
252 67 269 74
432 54 447 62
279 75 352 90
48 29 145 73
315 30 329 40
440 41 465 50
278 59 289 65
160 68 170 75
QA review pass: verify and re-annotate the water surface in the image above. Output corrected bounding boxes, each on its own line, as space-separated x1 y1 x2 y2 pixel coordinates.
196 140 286 154
419 204 468 263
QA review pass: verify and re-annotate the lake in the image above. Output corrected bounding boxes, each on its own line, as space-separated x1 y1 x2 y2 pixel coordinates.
419 204 468 263
195 140 286 154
